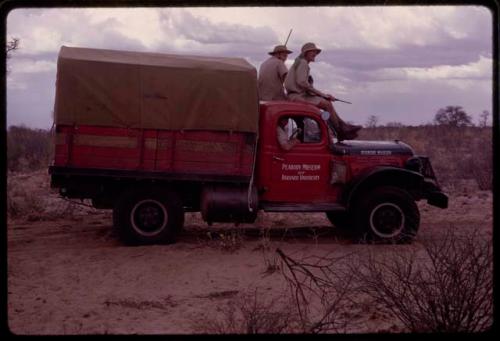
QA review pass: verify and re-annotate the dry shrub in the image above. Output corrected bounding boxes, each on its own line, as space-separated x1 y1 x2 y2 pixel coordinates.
205 229 245 253
194 288 299 334
276 249 356 333
7 125 53 172
352 229 493 332
7 170 94 221
254 227 281 275
359 126 492 190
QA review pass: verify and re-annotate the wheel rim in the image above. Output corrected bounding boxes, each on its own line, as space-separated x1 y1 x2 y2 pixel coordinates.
369 202 405 238
130 199 168 237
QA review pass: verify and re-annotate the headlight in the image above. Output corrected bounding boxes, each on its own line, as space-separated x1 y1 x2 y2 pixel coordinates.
331 161 347 184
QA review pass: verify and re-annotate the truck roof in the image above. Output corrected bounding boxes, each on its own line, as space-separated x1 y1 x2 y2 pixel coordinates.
259 100 321 119
59 46 256 71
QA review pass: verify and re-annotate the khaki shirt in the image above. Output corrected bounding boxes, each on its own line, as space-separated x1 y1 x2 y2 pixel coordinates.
284 58 325 102
258 56 288 101
277 125 296 150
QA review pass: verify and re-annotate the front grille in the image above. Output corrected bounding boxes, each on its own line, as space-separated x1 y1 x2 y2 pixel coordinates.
419 156 436 179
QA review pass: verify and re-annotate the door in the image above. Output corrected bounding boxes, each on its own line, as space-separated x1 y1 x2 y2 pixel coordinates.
261 114 333 203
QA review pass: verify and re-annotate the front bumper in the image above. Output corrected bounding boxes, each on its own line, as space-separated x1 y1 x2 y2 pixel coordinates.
408 156 448 209
426 189 448 208
422 179 448 208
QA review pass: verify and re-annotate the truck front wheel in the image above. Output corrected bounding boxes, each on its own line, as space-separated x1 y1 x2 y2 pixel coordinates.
353 186 419 243
114 190 184 245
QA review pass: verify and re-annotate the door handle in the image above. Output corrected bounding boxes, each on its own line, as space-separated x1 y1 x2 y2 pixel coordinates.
273 156 285 161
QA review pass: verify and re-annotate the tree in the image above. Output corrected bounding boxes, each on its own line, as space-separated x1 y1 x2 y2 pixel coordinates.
478 110 490 127
385 121 404 128
6 37 19 58
6 37 20 74
365 115 379 128
433 106 472 127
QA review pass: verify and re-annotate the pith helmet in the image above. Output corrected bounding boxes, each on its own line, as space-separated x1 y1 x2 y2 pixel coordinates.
301 42 322 54
268 45 293 55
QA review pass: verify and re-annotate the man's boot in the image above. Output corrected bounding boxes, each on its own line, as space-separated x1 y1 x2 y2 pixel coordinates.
327 118 355 141
340 120 362 134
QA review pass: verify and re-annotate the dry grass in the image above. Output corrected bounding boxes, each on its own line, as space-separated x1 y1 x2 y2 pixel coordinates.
7 170 98 221
359 126 492 190
7 125 53 172
276 228 493 333
351 229 493 332
193 288 300 334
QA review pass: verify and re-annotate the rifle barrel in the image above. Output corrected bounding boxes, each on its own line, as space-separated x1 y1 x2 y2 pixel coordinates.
335 98 352 104
284 29 293 46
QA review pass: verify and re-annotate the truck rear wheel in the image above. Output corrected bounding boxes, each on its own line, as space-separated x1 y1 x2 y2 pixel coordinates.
114 189 184 245
353 186 419 243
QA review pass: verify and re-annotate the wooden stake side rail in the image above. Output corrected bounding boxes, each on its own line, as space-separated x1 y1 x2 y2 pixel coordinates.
54 125 255 178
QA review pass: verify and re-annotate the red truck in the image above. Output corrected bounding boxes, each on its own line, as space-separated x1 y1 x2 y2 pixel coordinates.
49 46 448 245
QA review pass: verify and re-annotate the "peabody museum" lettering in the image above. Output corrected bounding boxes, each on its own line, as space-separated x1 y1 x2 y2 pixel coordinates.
282 163 321 171
281 163 321 181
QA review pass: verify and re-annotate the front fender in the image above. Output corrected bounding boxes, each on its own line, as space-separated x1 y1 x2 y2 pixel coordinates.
344 167 424 209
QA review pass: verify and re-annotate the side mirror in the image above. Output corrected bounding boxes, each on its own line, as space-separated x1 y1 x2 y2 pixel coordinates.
320 110 330 121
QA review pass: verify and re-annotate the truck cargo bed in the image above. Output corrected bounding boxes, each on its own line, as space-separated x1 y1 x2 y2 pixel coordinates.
52 125 256 181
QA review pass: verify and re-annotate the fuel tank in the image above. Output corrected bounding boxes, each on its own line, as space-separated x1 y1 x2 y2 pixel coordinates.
201 184 259 224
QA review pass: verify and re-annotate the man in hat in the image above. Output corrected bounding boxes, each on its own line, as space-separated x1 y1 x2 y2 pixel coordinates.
276 116 301 150
258 45 293 101
284 42 362 140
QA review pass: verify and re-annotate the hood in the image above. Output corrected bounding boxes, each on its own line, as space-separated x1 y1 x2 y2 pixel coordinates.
331 140 414 156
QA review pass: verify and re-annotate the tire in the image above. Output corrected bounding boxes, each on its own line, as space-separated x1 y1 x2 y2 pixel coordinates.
325 211 351 230
113 189 184 245
352 186 420 243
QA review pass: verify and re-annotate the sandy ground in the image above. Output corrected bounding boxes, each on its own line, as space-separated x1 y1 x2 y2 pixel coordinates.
6 170 493 334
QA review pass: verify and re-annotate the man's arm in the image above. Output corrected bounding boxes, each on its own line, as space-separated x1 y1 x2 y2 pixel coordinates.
278 61 288 83
277 126 300 151
295 61 328 98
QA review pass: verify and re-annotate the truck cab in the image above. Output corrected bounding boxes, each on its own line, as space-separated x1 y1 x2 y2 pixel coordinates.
254 101 448 242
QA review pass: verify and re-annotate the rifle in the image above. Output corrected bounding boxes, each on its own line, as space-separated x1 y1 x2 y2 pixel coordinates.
319 93 352 104
332 97 352 104
308 76 352 104
284 29 293 46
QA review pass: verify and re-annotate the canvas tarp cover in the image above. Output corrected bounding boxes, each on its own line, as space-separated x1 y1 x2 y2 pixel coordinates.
54 46 259 133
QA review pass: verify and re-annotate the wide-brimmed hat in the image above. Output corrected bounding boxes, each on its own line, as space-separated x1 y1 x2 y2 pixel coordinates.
301 42 322 54
268 45 293 55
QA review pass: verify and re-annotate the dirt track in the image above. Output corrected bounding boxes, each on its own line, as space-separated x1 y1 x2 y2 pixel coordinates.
7 171 493 334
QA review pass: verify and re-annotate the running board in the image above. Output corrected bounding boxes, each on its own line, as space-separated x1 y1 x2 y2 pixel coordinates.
261 202 346 212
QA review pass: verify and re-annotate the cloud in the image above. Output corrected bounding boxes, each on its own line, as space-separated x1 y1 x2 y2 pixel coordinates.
4 6 493 129
10 59 56 74
403 55 492 81
165 9 278 45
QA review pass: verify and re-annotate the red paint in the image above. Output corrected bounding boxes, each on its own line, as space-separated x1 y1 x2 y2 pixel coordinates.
54 125 254 177
255 102 340 203
54 101 413 204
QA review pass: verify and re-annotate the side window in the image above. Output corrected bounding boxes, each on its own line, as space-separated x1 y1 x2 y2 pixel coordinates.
276 115 322 147
303 117 321 143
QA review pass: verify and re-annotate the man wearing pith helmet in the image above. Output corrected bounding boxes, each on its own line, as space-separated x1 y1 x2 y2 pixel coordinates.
258 45 293 101
285 42 362 141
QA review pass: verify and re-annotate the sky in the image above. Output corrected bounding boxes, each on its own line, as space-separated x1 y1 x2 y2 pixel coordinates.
6 6 494 129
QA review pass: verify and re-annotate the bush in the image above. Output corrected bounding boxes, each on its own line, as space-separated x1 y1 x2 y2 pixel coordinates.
7 125 53 172
352 229 493 332
193 288 299 334
276 248 356 333
359 126 492 190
